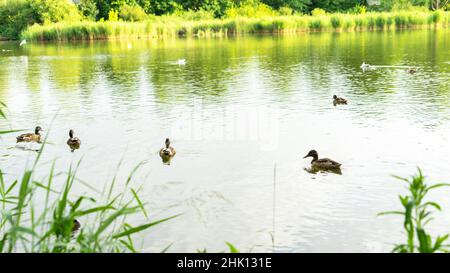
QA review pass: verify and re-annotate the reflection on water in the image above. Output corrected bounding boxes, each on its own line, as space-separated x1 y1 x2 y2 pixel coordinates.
1 29 450 252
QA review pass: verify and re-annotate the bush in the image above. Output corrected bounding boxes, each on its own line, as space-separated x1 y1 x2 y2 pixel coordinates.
77 0 99 21
225 1 277 18
173 8 215 21
29 0 81 24
118 4 148 22
278 6 294 16
311 8 326 17
348 4 366 14
0 0 37 39
108 9 119 21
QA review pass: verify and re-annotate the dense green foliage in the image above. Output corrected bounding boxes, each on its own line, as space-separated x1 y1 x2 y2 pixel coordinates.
21 10 450 41
0 0 449 39
379 169 450 253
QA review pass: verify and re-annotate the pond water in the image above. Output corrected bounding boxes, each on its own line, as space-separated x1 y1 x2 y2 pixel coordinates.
0 29 449 253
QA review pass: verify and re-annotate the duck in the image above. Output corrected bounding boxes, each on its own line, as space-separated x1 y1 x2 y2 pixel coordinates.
406 68 417 74
16 126 43 143
159 138 176 165
303 150 342 171
67 129 81 151
360 62 371 69
333 95 347 105
72 219 81 233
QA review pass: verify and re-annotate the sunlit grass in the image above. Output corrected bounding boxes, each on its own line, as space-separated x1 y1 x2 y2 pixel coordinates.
21 10 450 41
379 169 450 253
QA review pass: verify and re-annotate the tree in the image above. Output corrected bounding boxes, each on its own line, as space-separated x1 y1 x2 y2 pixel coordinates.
308 0 366 12
261 0 311 12
429 0 450 9
78 0 99 20
29 0 81 24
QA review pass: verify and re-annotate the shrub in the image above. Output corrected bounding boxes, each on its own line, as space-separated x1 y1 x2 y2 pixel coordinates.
77 0 99 21
118 4 148 22
225 1 277 18
29 0 81 24
174 8 215 21
348 4 366 14
278 6 293 16
108 9 119 22
0 0 37 39
311 8 326 17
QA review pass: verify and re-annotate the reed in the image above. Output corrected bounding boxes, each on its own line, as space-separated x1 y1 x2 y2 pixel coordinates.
379 169 450 253
21 11 450 41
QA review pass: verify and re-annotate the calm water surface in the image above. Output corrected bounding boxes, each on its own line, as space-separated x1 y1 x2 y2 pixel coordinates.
1 29 450 252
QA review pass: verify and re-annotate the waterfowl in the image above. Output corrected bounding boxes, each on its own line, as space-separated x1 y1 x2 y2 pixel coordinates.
303 150 342 171
16 126 43 143
72 219 81 233
360 62 371 69
159 138 176 165
333 95 347 105
67 129 81 151
407 68 417 74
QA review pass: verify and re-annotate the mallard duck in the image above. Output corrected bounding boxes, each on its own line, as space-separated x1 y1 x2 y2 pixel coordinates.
406 68 417 74
16 126 43 143
303 150 342 171
72 219 81 233
333 95 347 105
159 138 176 165
67 129 81 151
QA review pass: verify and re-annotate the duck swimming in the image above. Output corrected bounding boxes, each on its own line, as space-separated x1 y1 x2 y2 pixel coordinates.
67 129 81 152
333 95 348 105
406 68 417 74
16 126 43 143
159 138 176 165
303 150 342 172
72 219 81 233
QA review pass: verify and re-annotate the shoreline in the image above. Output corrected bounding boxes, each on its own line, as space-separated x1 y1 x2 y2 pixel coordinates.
19 11 450 42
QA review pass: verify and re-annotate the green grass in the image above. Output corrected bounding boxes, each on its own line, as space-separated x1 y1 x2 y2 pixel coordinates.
0 156 178 253
21 10 450 41
0 111 179 252
379 169 450 253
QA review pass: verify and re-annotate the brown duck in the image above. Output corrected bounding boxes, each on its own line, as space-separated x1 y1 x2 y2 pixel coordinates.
333 95 347 105
303 150 342 171
16 126 43 143
67 129 81 151
159 138 176 165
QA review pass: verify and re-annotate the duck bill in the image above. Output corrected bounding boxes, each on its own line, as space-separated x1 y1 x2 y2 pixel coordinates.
303 155 309 158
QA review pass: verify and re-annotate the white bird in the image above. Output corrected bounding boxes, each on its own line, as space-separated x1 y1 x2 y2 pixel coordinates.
177 59 186 65
19 39 26 46
360 62 373 71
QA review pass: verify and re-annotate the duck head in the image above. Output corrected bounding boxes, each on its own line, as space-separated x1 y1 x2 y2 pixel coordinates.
303 150 319 160
165 138 170 148
69 129 74 138
333 95 337 100
35 126 43 135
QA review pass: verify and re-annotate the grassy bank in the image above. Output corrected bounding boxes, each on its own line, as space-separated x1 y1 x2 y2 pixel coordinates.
21 10 450 41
